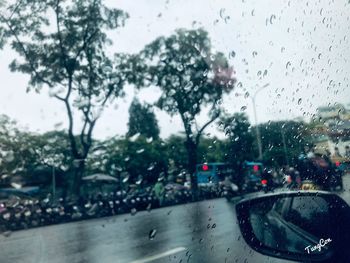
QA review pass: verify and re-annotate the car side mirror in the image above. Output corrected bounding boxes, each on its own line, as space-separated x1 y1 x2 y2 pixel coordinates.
236 191 350 262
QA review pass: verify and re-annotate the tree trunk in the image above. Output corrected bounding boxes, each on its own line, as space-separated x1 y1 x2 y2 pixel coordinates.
72 159 85 197
185 139 198 199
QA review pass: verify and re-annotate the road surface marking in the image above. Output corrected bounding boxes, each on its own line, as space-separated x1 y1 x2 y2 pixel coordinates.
130 247 186 263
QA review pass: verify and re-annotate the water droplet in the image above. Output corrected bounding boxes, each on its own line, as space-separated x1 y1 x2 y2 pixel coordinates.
10 182 22 189
136 149 145 154
229 50 236 59
252 51 258 57
131 208 137 216
2 231 12 237
122 175 129 183
129 133 140 142
240 106 247 112
4 151 15 162
149 229 157 240
184 81 194 91
298 98 302 105
219 8 226 19
270 14 276 24
177 64 184 72
286 61 291 69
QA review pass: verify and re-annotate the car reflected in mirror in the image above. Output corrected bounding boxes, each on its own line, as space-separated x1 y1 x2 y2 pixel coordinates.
236 191 350 262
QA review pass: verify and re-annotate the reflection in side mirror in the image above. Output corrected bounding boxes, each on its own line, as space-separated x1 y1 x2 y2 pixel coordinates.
236 191 350 262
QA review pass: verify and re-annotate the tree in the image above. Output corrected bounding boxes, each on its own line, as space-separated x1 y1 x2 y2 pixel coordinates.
136 28 236 194
0 114 31 179
88 136 168 186
0 0 129 195
127 99 160 139
258 121 307 166
0 115 72 191
219 113 254 169
198 136 227 164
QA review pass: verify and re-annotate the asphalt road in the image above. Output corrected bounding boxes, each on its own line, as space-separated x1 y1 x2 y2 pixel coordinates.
1 175 349 263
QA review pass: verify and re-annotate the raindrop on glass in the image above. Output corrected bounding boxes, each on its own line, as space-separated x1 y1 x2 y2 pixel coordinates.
270 14 276 24
149 229 157 240
229 50 236 59
131 208 137 216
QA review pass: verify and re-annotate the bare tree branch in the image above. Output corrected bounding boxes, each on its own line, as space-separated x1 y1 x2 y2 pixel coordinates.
195 109 221 146
54 0 69 74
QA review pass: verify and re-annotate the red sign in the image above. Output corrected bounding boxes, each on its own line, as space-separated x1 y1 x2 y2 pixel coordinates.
202 164 209 171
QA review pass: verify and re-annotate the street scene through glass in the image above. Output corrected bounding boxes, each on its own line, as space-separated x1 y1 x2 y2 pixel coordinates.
0 0 350 262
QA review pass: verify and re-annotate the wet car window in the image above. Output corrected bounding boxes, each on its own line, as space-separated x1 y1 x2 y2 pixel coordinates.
285 196 332 238
0 0 350 262
273 197 291 215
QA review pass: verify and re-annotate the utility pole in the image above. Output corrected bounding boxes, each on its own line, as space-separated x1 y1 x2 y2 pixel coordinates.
251 83 270 160
281 127 289 166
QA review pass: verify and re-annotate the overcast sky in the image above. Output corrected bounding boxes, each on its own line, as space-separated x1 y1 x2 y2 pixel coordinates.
0 0 349 139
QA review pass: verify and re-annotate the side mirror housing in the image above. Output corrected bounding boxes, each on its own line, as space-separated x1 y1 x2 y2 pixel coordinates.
236 191 350 262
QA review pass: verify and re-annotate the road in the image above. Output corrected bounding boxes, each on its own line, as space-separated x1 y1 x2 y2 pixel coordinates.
1 175 349 263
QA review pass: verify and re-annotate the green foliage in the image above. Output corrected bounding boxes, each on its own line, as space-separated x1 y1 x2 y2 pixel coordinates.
87 136 168 186
127 99 160 139
0 115 73 185
198 137 227 163
218 113 255 168
0 115 32 177
258 121 307 166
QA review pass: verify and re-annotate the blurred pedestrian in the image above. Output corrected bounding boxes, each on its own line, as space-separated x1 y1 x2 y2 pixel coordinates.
153 176 165 207
333 147 342 158
345 145 350 158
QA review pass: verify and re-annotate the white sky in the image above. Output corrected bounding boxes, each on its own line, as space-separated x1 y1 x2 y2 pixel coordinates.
0 0 350 139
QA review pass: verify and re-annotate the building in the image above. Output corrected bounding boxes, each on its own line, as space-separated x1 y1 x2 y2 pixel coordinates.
311 104 350 157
